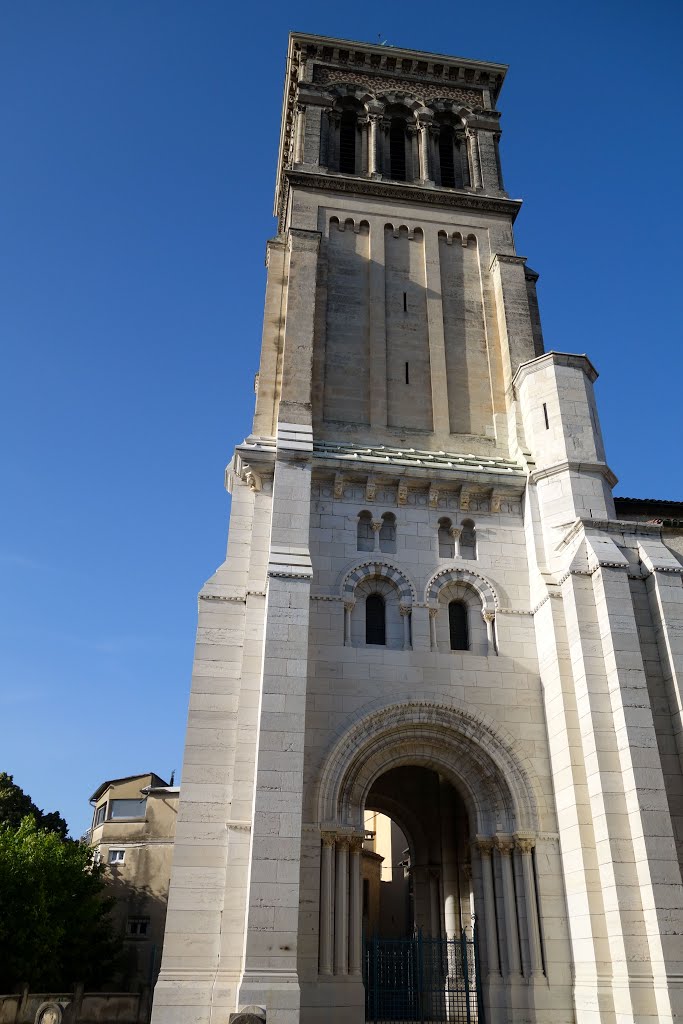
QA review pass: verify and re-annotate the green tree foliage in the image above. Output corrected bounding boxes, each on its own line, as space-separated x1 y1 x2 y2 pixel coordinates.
0 816 123 991
0 773 68 839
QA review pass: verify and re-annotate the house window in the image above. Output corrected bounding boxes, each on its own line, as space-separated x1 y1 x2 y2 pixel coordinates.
108 849 125 864
449 601 469 651
366 594 386 646
379 513 396 554
126 917 150 938
94 803 107 826
357 510 374 552
108 798 147 820
460 519 476 560
438 517 454 558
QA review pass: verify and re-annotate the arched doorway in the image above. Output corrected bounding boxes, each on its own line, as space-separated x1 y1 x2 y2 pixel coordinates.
315 700 546 1023
362 767 479 1022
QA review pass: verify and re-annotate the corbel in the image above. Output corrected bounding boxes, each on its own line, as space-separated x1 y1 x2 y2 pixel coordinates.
428 482 439 509
334 472 344 499
398 478 409 506
459 485 472 512
365 475 377 502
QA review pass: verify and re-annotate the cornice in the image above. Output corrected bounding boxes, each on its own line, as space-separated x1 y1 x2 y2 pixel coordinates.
281 169 521 225
529 459 618 489
512 351 599 391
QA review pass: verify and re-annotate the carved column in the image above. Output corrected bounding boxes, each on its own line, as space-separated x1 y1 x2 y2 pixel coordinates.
476 837 500 976
516 835 543 976
334 836 350 975
381 119 391 176
319 832 336 975
456 132 470 187
495 835 521 974
450 526 462 558
294 104 306 164
429 607 438 650
417 122 432 182
467 129 482 189
400 604 412 650
440 778 459 938
349 837 363 976
343 600 354 646
371 519 382 551
483 610 496 655
366 114 381 177
407 123 419 181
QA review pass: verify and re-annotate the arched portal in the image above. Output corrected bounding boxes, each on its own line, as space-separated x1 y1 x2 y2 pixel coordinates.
314 701 546 1022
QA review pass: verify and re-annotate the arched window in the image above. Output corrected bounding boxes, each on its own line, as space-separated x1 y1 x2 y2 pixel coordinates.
357 511 374 552
439 125 457 188
438 517 454 558
339 110 357 174
449 601 469 651
460 519 476 560
366 594 386 646
389 118 408 181
379 512 396 554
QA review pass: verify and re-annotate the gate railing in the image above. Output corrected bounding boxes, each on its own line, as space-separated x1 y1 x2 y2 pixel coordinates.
364 928 481 1024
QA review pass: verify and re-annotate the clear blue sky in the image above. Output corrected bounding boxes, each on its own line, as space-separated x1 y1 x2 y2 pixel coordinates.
1 1 681 837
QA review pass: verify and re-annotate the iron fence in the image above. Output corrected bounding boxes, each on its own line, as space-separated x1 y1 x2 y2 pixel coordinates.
364 929 481 1024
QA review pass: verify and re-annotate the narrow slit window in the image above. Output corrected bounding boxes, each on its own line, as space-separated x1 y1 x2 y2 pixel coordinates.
405 362 410 384
449 601 469 651
403 291 407 312
543 403 549 430
365 594 386 646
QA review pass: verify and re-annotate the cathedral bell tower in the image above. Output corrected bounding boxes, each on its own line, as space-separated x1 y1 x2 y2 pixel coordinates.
152 32 683 1024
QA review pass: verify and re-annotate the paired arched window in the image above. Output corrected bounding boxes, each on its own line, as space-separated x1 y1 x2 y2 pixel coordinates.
448 601 469 650
357 511 374 552
339 110 357 174
460 519 476 560
437 123 465 189
366 594 386 646
438 517 454 558
379 513 396 554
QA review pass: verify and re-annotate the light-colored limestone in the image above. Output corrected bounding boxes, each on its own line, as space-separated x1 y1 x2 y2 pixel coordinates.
151 30 683 1024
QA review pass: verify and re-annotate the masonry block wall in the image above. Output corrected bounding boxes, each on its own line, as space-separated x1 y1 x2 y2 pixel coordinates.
151 32 683 1024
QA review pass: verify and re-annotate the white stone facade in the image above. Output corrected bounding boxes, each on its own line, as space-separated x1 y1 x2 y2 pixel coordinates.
151 32 683 1024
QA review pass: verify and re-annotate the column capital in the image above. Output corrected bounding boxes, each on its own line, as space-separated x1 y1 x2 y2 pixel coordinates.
371 519 383 532
343 598 355 613
336 835 351 851
494 833 514 855
321 831 337 848
475 835 495 856
349 835 364 853
482 610 496 624
399 603 412 617
514 832 536 855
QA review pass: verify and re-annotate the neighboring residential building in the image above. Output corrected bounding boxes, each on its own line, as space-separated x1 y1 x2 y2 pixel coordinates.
90 774 178 990
151 31 683 1024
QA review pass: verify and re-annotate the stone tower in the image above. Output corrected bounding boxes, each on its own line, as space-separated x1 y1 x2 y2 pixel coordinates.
151 33 683 1024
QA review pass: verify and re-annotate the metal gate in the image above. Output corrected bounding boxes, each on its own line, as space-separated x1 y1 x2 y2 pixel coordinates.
364 929 481 1024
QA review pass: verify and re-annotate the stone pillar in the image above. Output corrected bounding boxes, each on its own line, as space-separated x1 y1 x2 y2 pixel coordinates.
400 604 411 650
467 129 482 189
349 837 363 976
371 519 382 551
381 119 391 177
343 600 353 647
407 124 419 181
450 526 461 557
429 126 440 185
417 122 432 182
422 228 450 437
429 607 438 650
440 778 459 938
294 104 306 165
483 610 496 655
515 836 543 977
334 837 350 975
495 835 521 975
477 130 502 191
319 833 335 976
366 115 380 177
457 133 470 187
476 837 500 976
